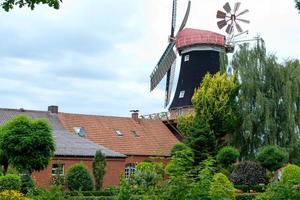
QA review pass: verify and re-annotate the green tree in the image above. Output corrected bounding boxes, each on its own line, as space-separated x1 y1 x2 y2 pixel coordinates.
0 115 55 174
232 41 300 158
296 0 300 11
209 173 235 200
66 164 93 191
92 150 106 191
1 0 61 11
216 146 240 168
177 72 239 164
256 145 289 172
0 126 9 175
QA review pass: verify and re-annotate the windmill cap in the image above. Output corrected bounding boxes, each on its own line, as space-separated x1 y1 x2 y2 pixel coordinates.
176 28 225 50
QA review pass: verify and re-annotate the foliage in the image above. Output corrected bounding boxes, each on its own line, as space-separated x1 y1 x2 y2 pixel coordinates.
216 146 240 168
0 174 21 192
256 145 288 171
177 72 239 164
209 173 235 200
256 164 300 200
66 164 94 191
93 150 106 191
166 143 194 176
0 115 55 174
192 72 239 137
1 0 62 11
0 190 30 200
235 193 258 200
287 142 300 165
296 0 300 11
0 126 9 175
232 42 300 158
117 176 131 200
20 173 34 194
30 185 65 200
230 161 267 186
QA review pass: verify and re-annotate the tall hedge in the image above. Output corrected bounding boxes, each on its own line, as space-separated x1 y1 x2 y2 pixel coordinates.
67 164 93 191
0 174 21 191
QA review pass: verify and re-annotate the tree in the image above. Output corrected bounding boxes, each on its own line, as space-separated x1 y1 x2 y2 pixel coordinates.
216 146 240 168
1 0 61 11
177 72 239 164
0 115 55 174
209 173 235 200
92 150 106 191
296 0 300 11
66 164 93 191
0 126 9 175
232 41 300 158
256 145 289 172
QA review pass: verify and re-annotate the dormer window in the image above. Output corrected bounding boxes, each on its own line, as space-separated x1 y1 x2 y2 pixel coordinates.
73 127 86 137
131 130 139 137
114 129 123 136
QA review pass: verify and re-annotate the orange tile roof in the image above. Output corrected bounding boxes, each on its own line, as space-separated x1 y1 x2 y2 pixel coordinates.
58 113 179 157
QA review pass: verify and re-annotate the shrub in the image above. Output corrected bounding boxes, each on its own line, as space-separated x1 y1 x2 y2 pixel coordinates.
0 190 30 200
0 174 21 191
20 173 35 194
67 164 93 191
209 173 235 200
230 161 267 186
256 145 288 171
216 146 240 168
235 193 258 200
93 150 106 191
256 164 300 200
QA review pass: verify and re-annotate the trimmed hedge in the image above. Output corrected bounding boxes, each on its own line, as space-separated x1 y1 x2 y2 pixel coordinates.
235 193 258 200
67 197 115 200
0 174 21 191
65 190 117 197
235 184 266 193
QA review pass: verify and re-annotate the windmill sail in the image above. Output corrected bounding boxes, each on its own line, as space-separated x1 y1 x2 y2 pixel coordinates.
150 42 176 91
177 0 191 33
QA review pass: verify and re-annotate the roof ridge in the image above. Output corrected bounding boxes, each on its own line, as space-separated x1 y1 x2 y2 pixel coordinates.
59 112 134 120
0 107 48 113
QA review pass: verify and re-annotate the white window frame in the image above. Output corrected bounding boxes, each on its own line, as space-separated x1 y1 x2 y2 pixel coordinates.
176 107 183 116
184 54 189 62
179 91 185 98
125 163 136 179
52 163 64 176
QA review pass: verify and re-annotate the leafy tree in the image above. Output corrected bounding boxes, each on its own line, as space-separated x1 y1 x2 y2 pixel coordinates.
209 173 235 200
230 161 267 186
216 146 240 168
232 41 300 158
93 150 106 191
256 145 289 171
0 115 55 174
296 0 300 11
177 72 239 164
0 126 8 175
1 0 62 11
66 164 93 191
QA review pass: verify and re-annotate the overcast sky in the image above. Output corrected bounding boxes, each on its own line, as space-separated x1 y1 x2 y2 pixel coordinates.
0 0 299 117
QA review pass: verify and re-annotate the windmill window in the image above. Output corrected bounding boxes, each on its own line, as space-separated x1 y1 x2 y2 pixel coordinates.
114 129 123 136
184 55 189 62
73 127 86 137
131 130 140 137
52 163 64 176
125 163 136 179
176 107 183 116
179 91 185 98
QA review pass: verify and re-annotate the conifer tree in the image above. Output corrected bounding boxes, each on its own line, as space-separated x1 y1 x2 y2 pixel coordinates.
93 150 106 190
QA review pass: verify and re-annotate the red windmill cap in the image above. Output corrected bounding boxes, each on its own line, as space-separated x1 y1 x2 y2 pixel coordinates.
176 28 225 50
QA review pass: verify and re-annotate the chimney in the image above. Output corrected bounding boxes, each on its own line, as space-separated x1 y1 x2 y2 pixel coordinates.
130 110 140 123
48 105 58 114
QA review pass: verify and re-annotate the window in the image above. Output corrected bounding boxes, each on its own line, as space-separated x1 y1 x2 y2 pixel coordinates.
73 127 86 137
131 130 140 137
125 163 136 179
114 129 123 136
52 163 64 176
184 54 189 62
179 90 185 98
176 107 183 116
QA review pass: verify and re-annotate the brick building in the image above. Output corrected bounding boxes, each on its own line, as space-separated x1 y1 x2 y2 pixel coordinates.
0 106 179 188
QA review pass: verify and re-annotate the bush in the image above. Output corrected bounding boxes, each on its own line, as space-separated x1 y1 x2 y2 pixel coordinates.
20 173 35 194
209 173 235 200
30 185 65 200
230 161 267 186
0 174 21 191
235 193 258 200
256 145 288 171
0 190 30 200
216 146 240 168
66 164 94 191
256 164 300 200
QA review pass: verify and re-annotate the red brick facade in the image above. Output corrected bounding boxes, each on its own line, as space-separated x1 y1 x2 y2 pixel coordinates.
32 156 126 189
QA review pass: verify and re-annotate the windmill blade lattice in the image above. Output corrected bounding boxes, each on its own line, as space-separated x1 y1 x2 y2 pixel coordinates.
216 2 250 35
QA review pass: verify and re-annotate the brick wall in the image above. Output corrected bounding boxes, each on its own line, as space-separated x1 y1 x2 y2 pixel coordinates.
169 106 195 120
32 156 126 189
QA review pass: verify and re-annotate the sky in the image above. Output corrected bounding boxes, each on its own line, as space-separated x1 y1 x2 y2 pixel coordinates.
0 0 299 117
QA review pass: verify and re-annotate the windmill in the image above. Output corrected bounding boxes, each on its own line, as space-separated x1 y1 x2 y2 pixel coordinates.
216 2 250 52
150 0 191 108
